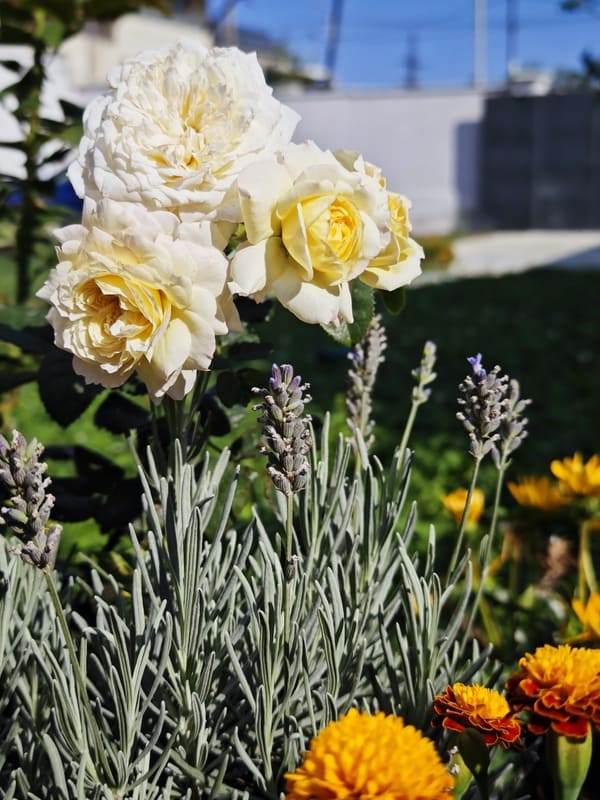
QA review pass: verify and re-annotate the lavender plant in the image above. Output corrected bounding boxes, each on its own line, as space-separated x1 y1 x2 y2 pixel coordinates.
0 534 57 799
0 348 517 798
452 355 531 654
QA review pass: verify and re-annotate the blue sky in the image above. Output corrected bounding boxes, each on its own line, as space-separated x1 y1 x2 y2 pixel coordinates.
206 0 600 88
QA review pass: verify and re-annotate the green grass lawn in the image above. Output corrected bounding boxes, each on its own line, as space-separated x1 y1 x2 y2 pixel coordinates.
267 268 600 466
264 267 600 539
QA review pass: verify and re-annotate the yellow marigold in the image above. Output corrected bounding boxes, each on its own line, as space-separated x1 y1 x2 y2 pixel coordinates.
507 475 570 511
505 644 600 738
550 453 600 497
572 592 600 641
284 708 454 799
441 488 484 526
432 683 521 748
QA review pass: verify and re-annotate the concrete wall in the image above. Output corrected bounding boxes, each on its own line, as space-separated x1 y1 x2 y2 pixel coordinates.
280 89 485 235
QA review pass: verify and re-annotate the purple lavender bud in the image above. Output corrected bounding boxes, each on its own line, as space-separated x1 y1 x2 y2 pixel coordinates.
467 353 486 379
270 364 283 390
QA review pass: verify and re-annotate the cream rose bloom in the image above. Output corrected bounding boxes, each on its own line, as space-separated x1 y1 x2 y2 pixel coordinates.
228 141 392 325
37 199 237 402
334 149 424 290
68 41 299 221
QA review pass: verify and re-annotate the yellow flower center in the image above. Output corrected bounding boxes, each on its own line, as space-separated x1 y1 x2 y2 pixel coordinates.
75 275 168 369
453 683 510 718
523 644 600 697
325 197 361 261
281 192 364 286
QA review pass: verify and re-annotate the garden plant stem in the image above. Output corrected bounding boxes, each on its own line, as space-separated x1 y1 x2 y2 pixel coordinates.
460 459 508 653
397 399 419 469
448 455 483 579
578 519 598 601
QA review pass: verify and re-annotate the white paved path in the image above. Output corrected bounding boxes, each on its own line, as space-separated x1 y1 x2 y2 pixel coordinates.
447 230 600 278
415 230 600 285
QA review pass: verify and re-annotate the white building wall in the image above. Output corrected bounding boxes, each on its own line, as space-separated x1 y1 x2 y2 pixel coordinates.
280 89 485 235
60 14 212 94
2 14 485 236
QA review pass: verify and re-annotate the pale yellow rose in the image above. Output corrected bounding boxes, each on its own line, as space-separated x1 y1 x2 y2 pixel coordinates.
37 199 238 401
229 141 391 325
333 149 386 186
335 149 423 290
68 41 299 221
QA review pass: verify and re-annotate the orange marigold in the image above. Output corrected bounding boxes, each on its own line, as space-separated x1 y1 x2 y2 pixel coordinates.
505 644 600 738
550 453 600 497
441 488 485 526
507 475 570 511
284 708 454 799
432 683 521 748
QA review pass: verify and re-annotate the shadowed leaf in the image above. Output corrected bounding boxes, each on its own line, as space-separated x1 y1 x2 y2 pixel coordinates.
38 349 101 426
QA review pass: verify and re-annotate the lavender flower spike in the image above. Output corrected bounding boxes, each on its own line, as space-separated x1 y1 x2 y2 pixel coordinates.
346 314 388 449
253 364 312 496
457 354 508 460
457 354 530 464
0 430 62 571
412 340 437 405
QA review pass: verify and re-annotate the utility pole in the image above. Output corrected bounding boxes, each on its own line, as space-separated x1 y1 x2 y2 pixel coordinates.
506 0 519 83
473 0 487 88
324 0 345 86
404 32 420 89
220 0 238 47
211 0 240 46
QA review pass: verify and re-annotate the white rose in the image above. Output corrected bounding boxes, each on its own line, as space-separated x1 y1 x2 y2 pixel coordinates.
229 141 391 325
37 199 238 402
68 41 299 221
335 149 424 290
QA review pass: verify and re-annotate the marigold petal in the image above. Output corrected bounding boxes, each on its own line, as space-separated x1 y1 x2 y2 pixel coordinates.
551 717 590 738
285 709 454 800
